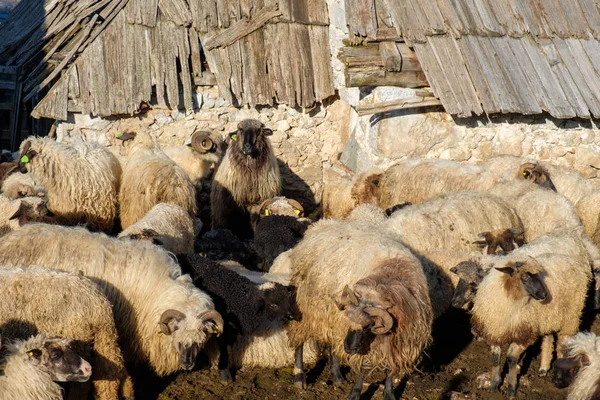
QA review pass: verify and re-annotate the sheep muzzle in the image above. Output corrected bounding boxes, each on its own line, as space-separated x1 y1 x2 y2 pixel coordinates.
178 342 199 371
552 356 584 389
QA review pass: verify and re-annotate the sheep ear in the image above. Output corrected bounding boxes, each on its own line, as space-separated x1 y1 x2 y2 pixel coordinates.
341 285 360 306
495 266 515 276
256 294 266 313
261 127 273 136
8 202 24 220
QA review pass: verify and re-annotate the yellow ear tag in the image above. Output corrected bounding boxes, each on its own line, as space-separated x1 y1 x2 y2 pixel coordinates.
116 132 123 138
187 145 193 150
20 155 29 163
264 209 270 216
213 325 220 335
231 134 238 141
294 209 301 215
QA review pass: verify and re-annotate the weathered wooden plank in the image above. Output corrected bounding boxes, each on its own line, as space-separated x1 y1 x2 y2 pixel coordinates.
31 65 69 120
189 28 203 77
150 20 167 107
487 0 525 37
511 0 553 38
557 0 589 38
125 18 139 113
410 0 446 34
578 0 600 39
308 25 335 102
306 0 329 24
346 0 377 39
399 0 429 42
193 73 218 86
177 27 194 110
203 4 282 50
472 0 504 35
489 36 541 114
346 67 428 88
75 55 91 115
452 0 486 35
89 37 111 116
355 97 442 116
162 22 182 109
379 41 401 72
67 63 80 100
454 36 500 113
435 0 464 38
509 37 574 118
291 23 315 107
141 0 159 27
413 42 463 114
268 22 296 106
189 0 217 33
539 0 572 38
538 38 591 118
563 38 600 116
202 46 234 104
240 29 272 107
227 41 245 103
104 9 128 115
159 0 192 27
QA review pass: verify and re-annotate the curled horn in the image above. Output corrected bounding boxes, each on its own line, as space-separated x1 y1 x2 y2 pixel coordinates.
287 199 305 216
159 309 186 335
190 131 215 153
199 310 224 337
364 306 394 335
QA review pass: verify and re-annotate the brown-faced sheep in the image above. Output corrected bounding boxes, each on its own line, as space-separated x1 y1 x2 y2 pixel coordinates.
287 218 433 400
210 119 281 238
0 334 92 400
0 195 50 234
468 236 591 398
0 267 133 400
117 132 197 230
162 130 225 185
17 137 121 232
0 223 224 376
118 203 195 254
553 332 600 400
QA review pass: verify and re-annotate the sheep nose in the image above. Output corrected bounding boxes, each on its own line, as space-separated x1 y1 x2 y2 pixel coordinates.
285 313 295 321
242 144 253 155
80 360 92 377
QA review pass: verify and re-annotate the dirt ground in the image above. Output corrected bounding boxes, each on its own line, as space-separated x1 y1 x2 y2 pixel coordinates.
130 307 599 400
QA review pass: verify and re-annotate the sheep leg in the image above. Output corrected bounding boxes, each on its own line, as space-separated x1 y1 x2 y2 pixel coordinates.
293 345 306 389
382 370 396 400
348 364 368 400
329 349 344 386
538 335 554 376
505 343 527 398
484 345 502 392
557 334 569 358
218 338 233 384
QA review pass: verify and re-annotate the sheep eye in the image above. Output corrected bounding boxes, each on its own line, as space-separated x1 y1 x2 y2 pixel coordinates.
50 348 63 361
269 304 278 309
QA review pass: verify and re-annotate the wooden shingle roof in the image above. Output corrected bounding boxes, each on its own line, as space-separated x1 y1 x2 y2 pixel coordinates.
0 0 334 120
368 0 600 118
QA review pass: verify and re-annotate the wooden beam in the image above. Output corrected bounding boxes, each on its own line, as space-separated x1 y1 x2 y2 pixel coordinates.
346 67 428 88
379 41 401 71
203 4 283 50
355 96 442 116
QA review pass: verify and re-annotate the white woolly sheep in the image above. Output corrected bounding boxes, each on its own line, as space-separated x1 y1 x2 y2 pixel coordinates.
17 137 121 232
0 266 133 400
0 334 92 400
321 171 382 219
553 331 600 400
0 195 50 234
0 223 224 376
468 234 591 398
116 132 197 230
162 130 225 185
118 203 195 254
287 218 433 400
385 191 524 254
211 119 281 238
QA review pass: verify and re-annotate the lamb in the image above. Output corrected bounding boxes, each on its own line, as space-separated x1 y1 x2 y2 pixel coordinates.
118 203 195 254
385 191 524 254
321 171 382 219
0 223 224 376
210 119 281 238
252 197 310 271
0 195 50 234
0 266 133 400
162 130 224 185
177 254 298 383
287 218 433 400
552 332 600 400
0 334 92 400
116 131 197 230
1 171 47 199
466 234 592 397
17 137 121 232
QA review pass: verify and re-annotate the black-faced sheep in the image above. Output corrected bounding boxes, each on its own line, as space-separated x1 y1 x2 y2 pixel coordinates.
0 334 92 400
0 266 133 400
553 332 600 400
177 254 298 383
17 137 121 232
0 223 224 376
116 132 197 230
465 234 591 398
118 203 195 254
210 119 281 238
287 218 433 400
252 197 310 271
162 130 225 185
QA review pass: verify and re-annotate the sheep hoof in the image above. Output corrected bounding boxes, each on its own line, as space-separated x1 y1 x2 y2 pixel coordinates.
293 373 306 389
505 386 517 398
219 369 232 384
332 377 344 387
538 369 548 377
347 388 362 400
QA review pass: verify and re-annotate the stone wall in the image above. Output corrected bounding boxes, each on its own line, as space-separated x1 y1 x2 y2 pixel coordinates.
56 88 351 212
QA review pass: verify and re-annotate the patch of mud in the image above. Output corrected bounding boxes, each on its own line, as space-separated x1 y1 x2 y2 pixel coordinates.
133 307 598 399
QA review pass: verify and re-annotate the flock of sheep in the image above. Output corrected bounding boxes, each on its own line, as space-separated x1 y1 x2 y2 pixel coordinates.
0 117 600 400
